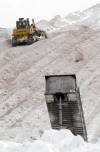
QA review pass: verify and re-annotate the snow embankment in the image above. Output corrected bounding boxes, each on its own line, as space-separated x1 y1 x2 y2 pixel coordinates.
0 129 100 152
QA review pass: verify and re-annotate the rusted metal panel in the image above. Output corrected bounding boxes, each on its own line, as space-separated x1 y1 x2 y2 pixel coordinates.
45 75 76 94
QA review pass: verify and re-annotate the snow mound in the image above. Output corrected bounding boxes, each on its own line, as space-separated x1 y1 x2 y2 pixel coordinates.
36 20 55 32
0 26 100 142
1 4 100 142
49 15 68 28
37 3 100 32
0 129 100 152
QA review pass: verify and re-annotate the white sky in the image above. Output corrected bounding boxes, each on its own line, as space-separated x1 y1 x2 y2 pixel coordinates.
0 0 100 27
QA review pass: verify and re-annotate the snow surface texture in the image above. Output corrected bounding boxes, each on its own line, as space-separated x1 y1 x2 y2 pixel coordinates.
0 129 100 152
0 3 100 143
37 3 100 32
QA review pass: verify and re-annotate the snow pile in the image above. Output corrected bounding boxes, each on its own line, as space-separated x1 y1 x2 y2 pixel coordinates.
49 15 68 28
0 26 100 142
0 129 100 152
37 3 100 32
1 3 100 143
36 20 55 32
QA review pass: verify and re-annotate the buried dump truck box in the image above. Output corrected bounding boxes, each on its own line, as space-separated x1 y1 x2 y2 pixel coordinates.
45 75 87 141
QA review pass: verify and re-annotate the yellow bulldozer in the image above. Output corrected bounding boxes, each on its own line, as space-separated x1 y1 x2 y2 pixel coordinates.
12 18 47 46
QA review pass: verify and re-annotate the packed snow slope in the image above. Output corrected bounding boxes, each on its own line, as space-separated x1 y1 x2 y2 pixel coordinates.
0 25 100 143
1 129 100 152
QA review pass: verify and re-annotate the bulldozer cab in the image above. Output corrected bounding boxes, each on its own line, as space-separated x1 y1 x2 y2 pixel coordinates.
12 18 47 46
16 18 30 29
